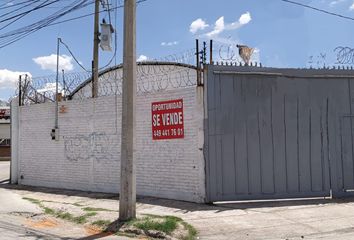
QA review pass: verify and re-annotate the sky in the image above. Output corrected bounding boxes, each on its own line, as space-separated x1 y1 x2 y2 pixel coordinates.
0 0 354 100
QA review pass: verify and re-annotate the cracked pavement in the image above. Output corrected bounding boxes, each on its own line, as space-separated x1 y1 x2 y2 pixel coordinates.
2 161 354 239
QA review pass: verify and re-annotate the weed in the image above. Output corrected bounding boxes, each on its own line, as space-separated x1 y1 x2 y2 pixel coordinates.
83 207 114 212
181 222 198 240
22 197 41 205
44 207 55 215
56 211 74 221
92 220 112 228
133 216 178 234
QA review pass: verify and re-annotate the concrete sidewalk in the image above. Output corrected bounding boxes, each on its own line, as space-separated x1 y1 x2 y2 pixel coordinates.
0 161 9 182
1 184 354 239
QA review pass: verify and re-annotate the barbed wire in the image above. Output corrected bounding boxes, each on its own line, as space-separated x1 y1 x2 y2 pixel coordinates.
148 48 196 66
334 46 354 65
19 63 197 104
211 40 262 66
72 65 197 100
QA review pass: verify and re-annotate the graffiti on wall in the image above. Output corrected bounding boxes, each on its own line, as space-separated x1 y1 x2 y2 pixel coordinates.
64 132 119 162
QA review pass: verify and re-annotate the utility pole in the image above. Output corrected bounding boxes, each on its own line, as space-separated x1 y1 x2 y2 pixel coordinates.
92 0 100 98
55 38 60 129
119 0 136 221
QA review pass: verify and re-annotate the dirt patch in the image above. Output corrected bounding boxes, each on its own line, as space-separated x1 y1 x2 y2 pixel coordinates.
84 225 114 237
26 218 59 229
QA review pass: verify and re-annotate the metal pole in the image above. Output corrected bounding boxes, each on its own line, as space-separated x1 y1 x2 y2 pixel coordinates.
55 38 60 129
18 75 22 107
203 41 207 65
119 0 136 221
210 39 213 64
62 69 65 99
196 39 200 85
92 0 100 98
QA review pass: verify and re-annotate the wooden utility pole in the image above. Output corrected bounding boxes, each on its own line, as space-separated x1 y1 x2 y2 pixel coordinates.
119 0 136 221
92 0 100 98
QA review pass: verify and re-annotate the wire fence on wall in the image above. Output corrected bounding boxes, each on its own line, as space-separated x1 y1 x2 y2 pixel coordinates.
19 62 197 105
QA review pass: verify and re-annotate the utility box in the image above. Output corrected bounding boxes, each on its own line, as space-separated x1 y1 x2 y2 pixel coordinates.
50 128 59 141
100 23 114 51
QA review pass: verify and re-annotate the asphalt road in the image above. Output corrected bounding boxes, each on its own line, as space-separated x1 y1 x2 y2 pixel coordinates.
0 161 10 182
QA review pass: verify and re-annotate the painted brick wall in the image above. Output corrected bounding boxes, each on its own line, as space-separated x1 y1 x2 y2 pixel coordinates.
17 86 205 202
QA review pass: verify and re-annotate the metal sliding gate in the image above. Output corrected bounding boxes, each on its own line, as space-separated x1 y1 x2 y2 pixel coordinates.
205 65 354 202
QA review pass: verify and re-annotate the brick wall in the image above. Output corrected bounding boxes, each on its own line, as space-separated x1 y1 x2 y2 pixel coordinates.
17 86 205 202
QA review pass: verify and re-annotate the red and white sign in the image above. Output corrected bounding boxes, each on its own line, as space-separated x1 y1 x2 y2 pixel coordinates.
152 99 184 140
0 108 10 119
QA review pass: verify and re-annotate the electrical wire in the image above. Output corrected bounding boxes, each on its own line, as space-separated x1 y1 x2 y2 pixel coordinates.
0 0 93 49
280 0 354 21
0 0 59 31
59 39 90 72
0 0 38 10
0 0 148 49
0 0 42 20
43 0 147 27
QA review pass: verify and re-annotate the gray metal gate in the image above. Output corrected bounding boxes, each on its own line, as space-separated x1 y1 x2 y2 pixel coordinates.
205 65 354 202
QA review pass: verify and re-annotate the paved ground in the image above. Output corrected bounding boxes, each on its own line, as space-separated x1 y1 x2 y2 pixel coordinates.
1 160 354 239
0 161 10 182
1 184 354 239
0 187 132 239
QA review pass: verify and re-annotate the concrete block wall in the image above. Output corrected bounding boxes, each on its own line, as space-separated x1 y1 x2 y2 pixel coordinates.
17 86 205 202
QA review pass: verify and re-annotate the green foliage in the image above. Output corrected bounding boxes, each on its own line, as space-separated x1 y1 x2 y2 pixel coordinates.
43 207 55 215
133 216 178 234
92 220 112 228
22 197 41 205
82 207 114 212
181 222 198 240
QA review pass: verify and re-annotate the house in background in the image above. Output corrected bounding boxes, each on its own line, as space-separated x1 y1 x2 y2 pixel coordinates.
0 102 10 161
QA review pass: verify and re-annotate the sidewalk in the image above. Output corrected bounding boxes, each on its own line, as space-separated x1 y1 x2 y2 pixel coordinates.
2 184 354 239
0 161 9 182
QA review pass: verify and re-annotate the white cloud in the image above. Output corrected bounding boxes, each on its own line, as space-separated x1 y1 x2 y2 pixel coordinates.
238 12 252 25
205 12 252 38
329 0 346 6
206 17 225 37
161 41 179 46
350 2 354 10
37 82 63 93
33 54 74 72
0 69 31 89
190 18 209 34
137 55 148 62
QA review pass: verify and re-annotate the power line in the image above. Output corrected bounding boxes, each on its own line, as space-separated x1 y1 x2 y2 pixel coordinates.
0 0 60 31
46 0 147 27
0 0 148 49
0 0 37 10
280 0 354 21
59 39 90 72
0 0 93 49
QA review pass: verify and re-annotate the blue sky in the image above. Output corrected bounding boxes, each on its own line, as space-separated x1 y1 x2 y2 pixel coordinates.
0 0 354 100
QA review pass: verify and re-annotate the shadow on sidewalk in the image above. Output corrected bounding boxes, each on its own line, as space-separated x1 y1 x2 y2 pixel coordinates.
1 183 354 213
